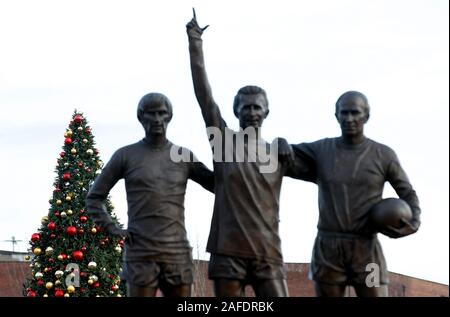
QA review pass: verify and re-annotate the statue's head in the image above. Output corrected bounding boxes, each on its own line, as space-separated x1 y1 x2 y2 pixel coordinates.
137 93 173 137
233 85 269 129
335 91 370 138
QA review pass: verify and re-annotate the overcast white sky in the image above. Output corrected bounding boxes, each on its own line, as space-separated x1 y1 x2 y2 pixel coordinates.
0 0 448 285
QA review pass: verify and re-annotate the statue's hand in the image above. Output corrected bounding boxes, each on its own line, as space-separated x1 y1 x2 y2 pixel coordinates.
186 8 209 40
275 137 294 161
108 224 134 245
379 218 420 239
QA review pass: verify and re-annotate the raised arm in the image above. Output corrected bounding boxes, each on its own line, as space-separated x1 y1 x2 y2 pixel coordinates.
186 9 223 128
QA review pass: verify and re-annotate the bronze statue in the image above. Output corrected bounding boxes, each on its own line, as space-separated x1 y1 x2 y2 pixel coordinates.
291 91 421 297
86 93 214 297
186 10 312 297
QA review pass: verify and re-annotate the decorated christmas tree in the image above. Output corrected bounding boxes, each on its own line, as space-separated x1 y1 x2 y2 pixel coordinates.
23 110 125 297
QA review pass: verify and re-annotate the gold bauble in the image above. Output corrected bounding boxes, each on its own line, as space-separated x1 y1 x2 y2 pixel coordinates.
114 246 122 253
24 255 30 261
88 279 94 285
55 280 61 286
67 209 73 216
55 270 64 278
86 149 94 155
117 294 122 297
33 247 42 255
45 247 54 256
77 127 83 131
82 139 88 144
43 294 48 297
65 196 72 201
67 285 75 293
71 148 77 154
41 216 49 224
60 211 67 218
56 200 62 205
91 228 97 234
57 254 64 261
64 293 70 297
45 282 53 290
66 130 73 137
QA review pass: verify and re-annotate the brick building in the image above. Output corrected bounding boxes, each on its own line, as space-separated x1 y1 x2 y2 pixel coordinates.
1 252 447 297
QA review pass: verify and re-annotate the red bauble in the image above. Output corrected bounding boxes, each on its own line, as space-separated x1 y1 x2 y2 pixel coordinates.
80 216 88 223
60 151 65 157
54 187 61 192
54 212 60 217
72 250 84 261
48 222 56 230
50 234 56 239
48 258 55 263
64 138 72 145
27 290 37 297
63 173 71 181
78 228 85 235
54 289 64 297
79 209 85 214
81 246 87 252
78 162 84 167
85 127 91 134
61 253 68 260
67 226 77 236
93 282 100 288
80 272 87 278
74 115 83 123
37 280 45 286
31 233 41 242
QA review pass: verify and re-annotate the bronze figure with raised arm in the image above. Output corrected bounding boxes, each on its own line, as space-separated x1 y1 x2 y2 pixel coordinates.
186 9 313 297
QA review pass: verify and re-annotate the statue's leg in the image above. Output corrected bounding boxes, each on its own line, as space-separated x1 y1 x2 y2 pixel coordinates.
253 279 289 297
126 283 158 297
314 282 346 297
160 283 192 297
354 284 388 297
214 279 245 297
